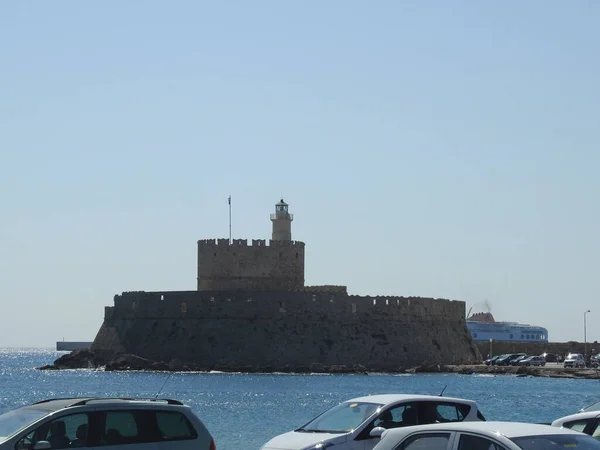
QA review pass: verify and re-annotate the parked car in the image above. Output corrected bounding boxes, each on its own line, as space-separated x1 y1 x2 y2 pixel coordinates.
541 352 559 363
495 353 527 366
510 355 530 366
564 353 586 368
259 393 486 450
484 355 502 365
551 410 600 440
0 397 216 450
518 355 546 367
372 421 600 450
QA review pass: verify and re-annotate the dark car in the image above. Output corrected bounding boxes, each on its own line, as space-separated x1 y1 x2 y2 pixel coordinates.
496 353 526 366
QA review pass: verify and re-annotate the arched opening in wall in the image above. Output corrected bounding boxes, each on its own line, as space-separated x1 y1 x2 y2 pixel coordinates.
386 299 389 306
160 295 164 301
131 301 137 312
295 252 298 258
373 299 376 306
180 301 187 313
396 299 400 306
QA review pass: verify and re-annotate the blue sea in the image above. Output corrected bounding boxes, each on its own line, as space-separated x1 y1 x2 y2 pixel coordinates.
1 349 599 450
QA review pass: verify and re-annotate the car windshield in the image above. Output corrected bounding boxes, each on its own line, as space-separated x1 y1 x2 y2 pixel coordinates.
296 401 382 433
511 433 600 450
0 407 47 439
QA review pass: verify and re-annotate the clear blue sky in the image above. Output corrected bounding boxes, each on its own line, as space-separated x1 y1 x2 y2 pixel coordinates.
1 1 599 348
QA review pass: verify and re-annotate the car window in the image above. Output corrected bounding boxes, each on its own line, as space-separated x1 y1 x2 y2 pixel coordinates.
511 433 600 450
458 433 505 450
564 419 593 433
156 411 198 440
15 413 90 450
401 432 451 450
436 404 469 422
97 410 157 446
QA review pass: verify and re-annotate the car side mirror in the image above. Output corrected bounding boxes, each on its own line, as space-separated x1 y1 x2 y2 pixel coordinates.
370 426 386 438
33 442 51 450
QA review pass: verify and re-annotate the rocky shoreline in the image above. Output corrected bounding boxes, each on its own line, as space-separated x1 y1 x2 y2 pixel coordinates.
36 349 600 380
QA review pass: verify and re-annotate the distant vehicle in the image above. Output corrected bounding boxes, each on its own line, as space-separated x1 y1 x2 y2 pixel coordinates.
484 355 503 365
551 410 600 439
259 394 486 450
518 355 546 367
564 353 586 368
495 353 527 366
510 355 530 366
372 421 600 450
0 397 216 450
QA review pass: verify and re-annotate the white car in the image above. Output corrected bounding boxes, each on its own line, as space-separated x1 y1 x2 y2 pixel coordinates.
372 421 600 450
259 394 485 450
0 397 215 450
551 410 600 440
564 353 586 368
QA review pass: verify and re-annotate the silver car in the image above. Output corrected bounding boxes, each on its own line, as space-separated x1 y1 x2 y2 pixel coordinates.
373 421 600 450
0 397 215 450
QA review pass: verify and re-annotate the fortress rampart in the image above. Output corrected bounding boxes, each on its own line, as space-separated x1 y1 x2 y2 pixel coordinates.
197 238 305 291
92 289 480 371
89 199 481 372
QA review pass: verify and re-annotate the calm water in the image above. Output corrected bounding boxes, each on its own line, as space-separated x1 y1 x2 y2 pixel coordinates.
1 348 599 450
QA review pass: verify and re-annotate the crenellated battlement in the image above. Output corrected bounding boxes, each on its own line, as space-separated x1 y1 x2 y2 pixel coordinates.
197 238 305 248
108 289 466 324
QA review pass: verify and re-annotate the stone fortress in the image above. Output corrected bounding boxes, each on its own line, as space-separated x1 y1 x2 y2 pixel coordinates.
91 199 481 372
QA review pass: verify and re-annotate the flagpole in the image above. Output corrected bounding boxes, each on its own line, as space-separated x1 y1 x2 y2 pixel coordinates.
228 196 232 244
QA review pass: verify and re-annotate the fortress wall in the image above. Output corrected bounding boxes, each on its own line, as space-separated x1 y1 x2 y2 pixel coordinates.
93 290 480 370
197 239 305 291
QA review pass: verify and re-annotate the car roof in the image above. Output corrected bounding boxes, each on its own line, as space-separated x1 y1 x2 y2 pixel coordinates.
383 421 584 439
552 411 600 424
343 394 476 405
19 397 184 412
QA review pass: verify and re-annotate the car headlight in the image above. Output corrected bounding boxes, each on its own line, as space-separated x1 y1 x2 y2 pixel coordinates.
304 443 334 450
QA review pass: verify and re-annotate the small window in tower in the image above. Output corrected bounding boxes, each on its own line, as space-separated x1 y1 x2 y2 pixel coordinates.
213 253 217 257
160 295 164 301
296 252 299 258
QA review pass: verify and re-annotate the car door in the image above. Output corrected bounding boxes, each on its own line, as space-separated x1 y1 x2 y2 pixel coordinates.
359 403 417 450
93 410 159 450
13 411 96 450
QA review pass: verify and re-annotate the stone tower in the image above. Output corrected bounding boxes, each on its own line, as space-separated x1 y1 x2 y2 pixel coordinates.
270 199 293 241
196 198 305 291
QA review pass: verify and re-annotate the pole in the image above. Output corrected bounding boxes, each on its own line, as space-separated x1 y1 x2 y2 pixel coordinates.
228 196 232 244
584 310 590 358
